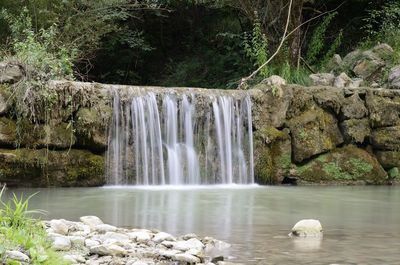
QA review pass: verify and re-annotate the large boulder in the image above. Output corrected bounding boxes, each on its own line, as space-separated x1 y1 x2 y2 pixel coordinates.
340 119 370 144
287 107 343 163
340 93 368 120
366 90 400 128
309 73 335 86
313 87 344 114
372 43 394 61
375 151 400 169
352 50 385 80
290 219 323 238
249 84 293 129
371 126 400 150
291 145 387 184
388 65 400 89
0 148 105 187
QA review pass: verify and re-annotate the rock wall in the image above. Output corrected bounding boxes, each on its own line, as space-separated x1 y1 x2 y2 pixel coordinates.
250 83 400 185
0 80 399 187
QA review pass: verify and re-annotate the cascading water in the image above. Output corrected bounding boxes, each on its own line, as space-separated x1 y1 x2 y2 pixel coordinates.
106 88 254 185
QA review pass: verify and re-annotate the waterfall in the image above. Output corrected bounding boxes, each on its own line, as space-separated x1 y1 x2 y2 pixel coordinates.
106 88 254 185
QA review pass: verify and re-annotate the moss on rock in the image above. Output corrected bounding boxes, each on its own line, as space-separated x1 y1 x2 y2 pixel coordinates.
287 107 343 163
254 127 292 184
291 145 387 184
0 148 105 187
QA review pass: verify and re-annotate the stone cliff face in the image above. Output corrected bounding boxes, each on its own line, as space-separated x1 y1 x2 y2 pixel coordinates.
251 84 399 185
0 80 399 187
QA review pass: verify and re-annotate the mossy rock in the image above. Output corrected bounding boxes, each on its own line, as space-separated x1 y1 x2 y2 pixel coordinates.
0 84 11 115
0 148 105 187
340 118 370 144
366 90 400 128
340 93 368 120
249 85 293 129
0 117 16 146
0 117 76 149
287 107 343 163
254 128 292 184
75 105 111 151
291 145 387 184
371 126 400 151
375 151 400 169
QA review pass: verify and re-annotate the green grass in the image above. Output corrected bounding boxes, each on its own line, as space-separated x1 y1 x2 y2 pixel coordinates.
0 186 69 265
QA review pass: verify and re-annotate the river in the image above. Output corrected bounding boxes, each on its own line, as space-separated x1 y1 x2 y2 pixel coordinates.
5 186 400 264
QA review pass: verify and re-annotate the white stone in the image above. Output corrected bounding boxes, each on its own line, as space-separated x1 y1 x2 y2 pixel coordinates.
174 238 204 251
262 75 287 86
90 244 127 256
173 253 200 263
85 239 100 248
333 72 351 88
309 73 335 86
160 240 176 248
50 219 69 235
51 235 72 251
129 261 149 265
80 216 104 227
94 224 117 233
349 78 363 88
290 219 323 237
158 249 181 258
102 232 130 244
153 232 176 243
5 250 30 262
128 231 151 243
63 254 77 263
186 248 204 257
68 235 85 246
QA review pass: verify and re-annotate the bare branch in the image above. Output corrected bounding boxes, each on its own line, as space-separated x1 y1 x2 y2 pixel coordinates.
238 1 346 89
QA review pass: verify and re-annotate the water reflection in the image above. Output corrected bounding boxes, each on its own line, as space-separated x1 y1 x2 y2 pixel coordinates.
4 186 400 264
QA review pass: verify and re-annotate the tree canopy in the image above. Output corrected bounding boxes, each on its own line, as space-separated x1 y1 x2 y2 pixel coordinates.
0 0 398 88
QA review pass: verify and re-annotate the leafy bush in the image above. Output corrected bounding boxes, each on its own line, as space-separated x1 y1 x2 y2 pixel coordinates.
363 1 400 52
244 13 269 78
1 8 76 79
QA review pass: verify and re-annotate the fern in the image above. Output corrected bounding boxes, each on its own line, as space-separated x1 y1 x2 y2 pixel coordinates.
306 12 337 65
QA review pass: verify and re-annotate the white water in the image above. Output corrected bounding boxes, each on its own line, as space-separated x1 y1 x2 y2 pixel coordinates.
106 89 254 185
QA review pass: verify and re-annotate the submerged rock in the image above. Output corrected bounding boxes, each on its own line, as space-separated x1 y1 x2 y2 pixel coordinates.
289 219 323 238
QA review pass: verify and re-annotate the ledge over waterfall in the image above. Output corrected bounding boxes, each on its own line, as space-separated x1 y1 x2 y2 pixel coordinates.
0 80 399 187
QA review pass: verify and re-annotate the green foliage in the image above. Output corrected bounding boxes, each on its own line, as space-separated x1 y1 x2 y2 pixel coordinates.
363 0 400 51
306 12 338 66
244 14 269 78
323 162 352 180
321 29 343 67
1 8 76 79
0 186 68 265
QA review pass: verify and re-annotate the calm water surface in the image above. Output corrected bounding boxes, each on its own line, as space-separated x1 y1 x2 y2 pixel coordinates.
5 186 400 264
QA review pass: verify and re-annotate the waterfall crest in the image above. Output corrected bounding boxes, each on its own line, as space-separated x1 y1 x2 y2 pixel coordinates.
106 88 254 185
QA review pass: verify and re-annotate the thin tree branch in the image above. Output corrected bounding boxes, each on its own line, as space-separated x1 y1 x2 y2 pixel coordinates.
238 1 346 89
238 0 293 89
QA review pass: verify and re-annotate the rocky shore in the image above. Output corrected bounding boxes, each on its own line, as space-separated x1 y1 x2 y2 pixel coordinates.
3 215 233 265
